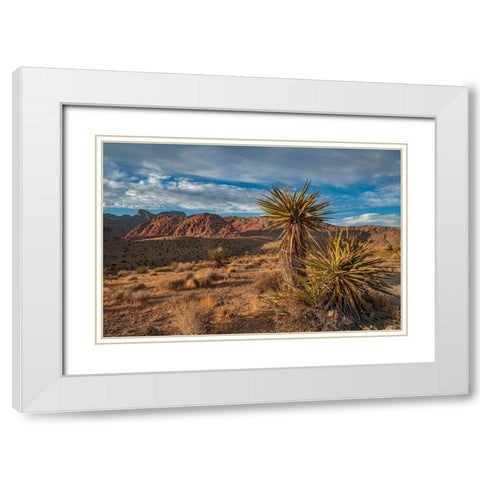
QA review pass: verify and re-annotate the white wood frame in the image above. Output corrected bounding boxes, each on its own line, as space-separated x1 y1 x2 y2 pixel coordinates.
12 67 468 413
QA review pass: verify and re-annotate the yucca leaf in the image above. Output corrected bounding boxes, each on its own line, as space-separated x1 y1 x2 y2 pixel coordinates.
295 229 394 320
256 180 333 284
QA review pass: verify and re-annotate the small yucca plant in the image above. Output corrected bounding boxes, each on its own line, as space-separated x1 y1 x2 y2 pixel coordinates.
207 247 226 268
300 229 392 320
257 180 332 283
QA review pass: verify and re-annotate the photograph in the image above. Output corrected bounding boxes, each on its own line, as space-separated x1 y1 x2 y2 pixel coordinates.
6 3 473 477
101 141 403 338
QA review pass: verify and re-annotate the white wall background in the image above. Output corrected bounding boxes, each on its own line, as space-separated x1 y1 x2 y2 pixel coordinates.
1 1 477 479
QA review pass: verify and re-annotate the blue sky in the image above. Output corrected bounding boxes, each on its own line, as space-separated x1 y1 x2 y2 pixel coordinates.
103 143 401 226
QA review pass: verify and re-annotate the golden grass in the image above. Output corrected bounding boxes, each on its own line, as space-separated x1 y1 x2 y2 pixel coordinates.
102 243 401 337
109 283 150 306
169 297 213 335
254 270 282 293
199 295 219 311
164 270 224 291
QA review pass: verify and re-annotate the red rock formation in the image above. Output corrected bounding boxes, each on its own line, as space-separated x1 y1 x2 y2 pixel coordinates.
123 214 184 239
123 213 241 239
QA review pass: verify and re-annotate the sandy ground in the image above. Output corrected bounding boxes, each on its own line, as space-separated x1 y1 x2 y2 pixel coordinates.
103 245 401 337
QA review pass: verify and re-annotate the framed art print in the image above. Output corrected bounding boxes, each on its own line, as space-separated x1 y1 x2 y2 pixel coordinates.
13 68 468 412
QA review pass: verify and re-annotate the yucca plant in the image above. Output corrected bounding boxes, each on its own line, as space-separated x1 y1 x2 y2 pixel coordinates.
300 229 392 320
257 180 332 283
207 247 227 268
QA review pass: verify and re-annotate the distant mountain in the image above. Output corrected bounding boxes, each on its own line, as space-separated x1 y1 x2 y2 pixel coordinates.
224 216 272 236
158 211 188 218
318 224 400 246
105 209 155 229
103 216 130 241
103 209 185 240
106 210 400 245
123 214 185 239
123 212 240 240
173 213 240 238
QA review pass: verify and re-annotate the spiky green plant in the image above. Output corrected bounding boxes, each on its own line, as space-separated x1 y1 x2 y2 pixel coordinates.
207 247 226 268
300 229 392 320
257 180 332 282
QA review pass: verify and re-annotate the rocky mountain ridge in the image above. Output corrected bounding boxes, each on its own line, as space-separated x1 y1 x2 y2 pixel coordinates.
104 210 400 245
123 212 240 239
103 210 185 240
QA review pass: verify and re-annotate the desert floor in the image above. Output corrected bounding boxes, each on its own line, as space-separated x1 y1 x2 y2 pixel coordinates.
103 237 401 337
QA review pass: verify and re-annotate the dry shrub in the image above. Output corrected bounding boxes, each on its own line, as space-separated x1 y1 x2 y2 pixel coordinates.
261 240 281 252
167 272 218 291
184 278 198 289
194 270 223 288
199 295 219 312
209 271 223 281
169 298 210 335
194 275 211 288
136 266 148 274
247 297 264 315
145 325 160 336
210 305 236 334
130 290 150 305
110 285 150 305
201 261 216 269
177 262 194 272
110 286 131 303
166 271 222 291
254 270 282 293
155 265 174 272
167 278 186 291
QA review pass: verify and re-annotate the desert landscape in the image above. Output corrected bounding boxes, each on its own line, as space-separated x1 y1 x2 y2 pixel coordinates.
101 142 402 338
103 207 401 337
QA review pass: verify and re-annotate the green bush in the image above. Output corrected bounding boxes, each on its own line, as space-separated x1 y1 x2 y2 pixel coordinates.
207 247 226 267
298 229 392 320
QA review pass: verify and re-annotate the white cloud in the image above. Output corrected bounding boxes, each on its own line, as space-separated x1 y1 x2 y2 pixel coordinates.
360 183 400 207
103 143 401 189
102 144 401 216
103 176 264 213
338 213 400 226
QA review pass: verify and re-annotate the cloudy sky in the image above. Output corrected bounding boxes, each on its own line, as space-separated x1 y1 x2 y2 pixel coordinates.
103 142 401 226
